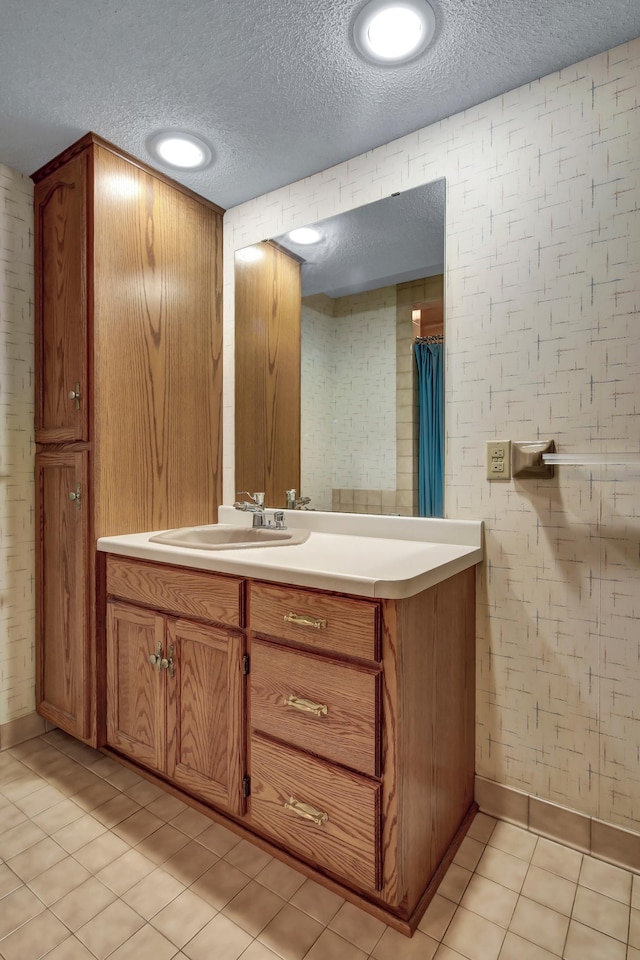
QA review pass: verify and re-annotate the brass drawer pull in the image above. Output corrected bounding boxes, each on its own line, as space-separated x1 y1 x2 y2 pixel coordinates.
283 694 328 717
283 612 328 630
284 796 329 826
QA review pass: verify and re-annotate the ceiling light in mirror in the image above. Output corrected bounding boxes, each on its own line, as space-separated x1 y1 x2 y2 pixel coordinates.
353 0 435 64
236 245 264 263
147 130 213 170
288 227 321 244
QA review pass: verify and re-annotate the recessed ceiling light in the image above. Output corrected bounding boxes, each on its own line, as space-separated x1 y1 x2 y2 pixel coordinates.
147 130 213 171
288 227 321 244
353 0 435 65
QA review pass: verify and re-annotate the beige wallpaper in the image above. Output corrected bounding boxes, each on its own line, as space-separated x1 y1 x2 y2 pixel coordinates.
0 164 35 725
224 39 640 832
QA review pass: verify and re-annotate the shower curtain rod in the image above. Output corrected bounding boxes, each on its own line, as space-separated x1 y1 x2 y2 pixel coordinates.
415 334 444 344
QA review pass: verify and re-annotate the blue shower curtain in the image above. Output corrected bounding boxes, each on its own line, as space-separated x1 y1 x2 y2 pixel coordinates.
414 341 444 517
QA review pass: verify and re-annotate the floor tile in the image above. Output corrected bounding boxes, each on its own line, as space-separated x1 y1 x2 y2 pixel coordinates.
222 879 286 936
433 947 468 960
15 784 67 817
0 885 46 939
39 936 96 959
328 902 386 954
289 877 345 925
182 913 253 960
75 898 146 960
191 858 252 909
0 861 22 898
136 824 192 865
578 855 632 904
73 829 131 872
460 874 518 928
563 919 626 960
530 836 582 882
453 836 486 871
150 889 217 948
442 906 506 960
107 923 180 960
258 903 324 960
26 855 91 906
417 894 457 941
571 884 630 941
488 823 537 862
254 859 307 900
32 797 85 833
467 813 497 845
52 814 107 853
0 907 69 960
7 835 67 881
122 866 186 919
50 876 117 930
306 928 369 960
497 931 560 959
197 821 244 857
162 838 220 884
169 807 213 839
146 793 189 822
437 863 473 903
70 779 120 812
520 863 576 915
0 819 47 859
95 848 157 895
239 941 284 960
372 926 439 959
630 907 640 949
475 847 528 893
507 897 568 955
224 838 274 877
92 793 142 828
125 779 167 806
112 808 164 844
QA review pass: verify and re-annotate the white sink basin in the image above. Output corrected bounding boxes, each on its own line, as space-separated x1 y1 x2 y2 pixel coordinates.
149 523 310 550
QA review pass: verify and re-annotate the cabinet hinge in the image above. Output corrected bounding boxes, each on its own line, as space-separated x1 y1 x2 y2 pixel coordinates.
242 654 250 675
242 775 251 798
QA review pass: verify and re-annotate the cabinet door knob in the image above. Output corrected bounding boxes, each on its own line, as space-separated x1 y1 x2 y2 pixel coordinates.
283 612 328 631
149 641 164 671
68 483 81 508
68 383 81 410
284 796 329 826
283 694 328 717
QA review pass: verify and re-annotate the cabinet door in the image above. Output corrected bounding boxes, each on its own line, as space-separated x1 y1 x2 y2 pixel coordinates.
36 450 90 738
106 601 166 771
166 619 246 815
34 151 88 442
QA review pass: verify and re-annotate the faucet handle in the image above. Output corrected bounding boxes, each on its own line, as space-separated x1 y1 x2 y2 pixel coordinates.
237 491 265 507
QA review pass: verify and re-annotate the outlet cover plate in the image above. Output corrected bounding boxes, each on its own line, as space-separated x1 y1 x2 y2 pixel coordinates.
487 440 511 480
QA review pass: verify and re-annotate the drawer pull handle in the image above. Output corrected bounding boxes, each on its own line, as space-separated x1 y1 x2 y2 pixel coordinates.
283 612 328 631
284 796 329 826
283 694 328 717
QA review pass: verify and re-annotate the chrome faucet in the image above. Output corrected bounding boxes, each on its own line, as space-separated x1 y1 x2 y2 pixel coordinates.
234 493 286 529
285 489 311 510
234 491 265 513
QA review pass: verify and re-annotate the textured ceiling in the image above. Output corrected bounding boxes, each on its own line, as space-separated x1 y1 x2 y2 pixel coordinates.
273 180 446 297
1 1 639 209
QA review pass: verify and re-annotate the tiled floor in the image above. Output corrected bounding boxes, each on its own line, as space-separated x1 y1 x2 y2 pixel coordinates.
1 732 639 960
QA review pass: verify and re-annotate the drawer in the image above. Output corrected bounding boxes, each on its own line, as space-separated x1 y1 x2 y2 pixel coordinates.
250 735 381 891
106 556 242 627
248 581 379 661
251 640 380 777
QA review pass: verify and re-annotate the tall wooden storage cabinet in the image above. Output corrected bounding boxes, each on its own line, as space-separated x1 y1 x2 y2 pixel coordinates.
33 133 224 745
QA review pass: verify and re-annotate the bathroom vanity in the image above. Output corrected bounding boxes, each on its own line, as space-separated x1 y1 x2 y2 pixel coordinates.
97 509 482 934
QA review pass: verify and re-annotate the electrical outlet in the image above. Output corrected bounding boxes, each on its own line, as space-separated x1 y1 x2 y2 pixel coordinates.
486 440 511 480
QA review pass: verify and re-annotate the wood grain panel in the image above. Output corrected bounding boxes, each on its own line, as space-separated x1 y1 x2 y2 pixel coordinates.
106 601 165 771
235 242 301 508
106 555 242 627
166 620 246 815
250 640 381 777
248 581 379 661
34 152 88 442
35 450 90 738
91 145 223 536
250 735 381 892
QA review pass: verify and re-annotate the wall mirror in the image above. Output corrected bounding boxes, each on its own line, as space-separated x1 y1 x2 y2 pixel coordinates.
235 178 445 517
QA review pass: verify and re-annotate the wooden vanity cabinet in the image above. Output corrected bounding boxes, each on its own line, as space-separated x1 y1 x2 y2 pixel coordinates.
246 572 476 927
32 133 224 746
105 557 246 816
101 554 476 934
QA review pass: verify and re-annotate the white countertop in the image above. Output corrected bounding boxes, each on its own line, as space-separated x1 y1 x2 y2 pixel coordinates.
97 507 483 599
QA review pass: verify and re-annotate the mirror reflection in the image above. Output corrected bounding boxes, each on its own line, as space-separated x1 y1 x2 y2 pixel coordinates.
235 179 445 517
